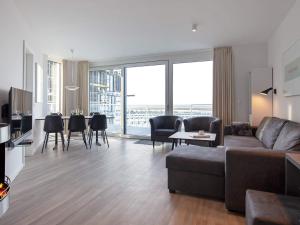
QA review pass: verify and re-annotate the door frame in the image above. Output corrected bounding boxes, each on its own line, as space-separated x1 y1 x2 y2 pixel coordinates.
123 60 169 138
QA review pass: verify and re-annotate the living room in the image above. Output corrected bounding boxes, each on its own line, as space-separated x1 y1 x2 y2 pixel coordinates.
0 0 300 224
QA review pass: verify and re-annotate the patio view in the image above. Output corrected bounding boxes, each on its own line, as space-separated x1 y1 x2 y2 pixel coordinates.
88 61 213 136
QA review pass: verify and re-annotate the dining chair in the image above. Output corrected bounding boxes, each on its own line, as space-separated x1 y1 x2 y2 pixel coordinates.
88 114 109 148
67 114 88 150
42 115 65 153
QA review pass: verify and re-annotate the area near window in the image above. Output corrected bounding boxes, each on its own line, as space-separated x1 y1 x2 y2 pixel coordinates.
173 61 213 118
47 61 61 113
89 69 123 134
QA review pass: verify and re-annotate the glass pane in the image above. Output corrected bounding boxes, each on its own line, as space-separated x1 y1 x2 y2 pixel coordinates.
47 61 61 113
126 65 165 136
89 69 123 134
173 61 213 119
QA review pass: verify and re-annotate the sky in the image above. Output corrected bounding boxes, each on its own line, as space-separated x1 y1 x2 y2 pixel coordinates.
126 61 213 106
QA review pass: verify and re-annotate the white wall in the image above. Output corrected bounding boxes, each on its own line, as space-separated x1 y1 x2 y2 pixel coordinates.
0 0 44 178
268 1 300 122
232 44 268 122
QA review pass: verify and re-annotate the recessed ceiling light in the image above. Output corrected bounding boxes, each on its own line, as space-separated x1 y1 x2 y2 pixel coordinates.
192 24 198 32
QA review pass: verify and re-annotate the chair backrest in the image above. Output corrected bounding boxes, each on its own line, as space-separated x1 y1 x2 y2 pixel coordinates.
88 112 100 125
68 114 86 132
20 115 32 134
184 116 217 132
155 115 181 129
90 114 107 131
44 115 64 133
90 112 100 116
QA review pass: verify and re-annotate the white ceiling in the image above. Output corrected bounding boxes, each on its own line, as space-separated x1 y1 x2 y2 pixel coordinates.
14 0 295 61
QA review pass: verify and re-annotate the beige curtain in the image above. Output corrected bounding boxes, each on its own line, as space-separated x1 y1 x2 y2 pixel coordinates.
78 61 89 115
213 47 234 141
62 60 89 115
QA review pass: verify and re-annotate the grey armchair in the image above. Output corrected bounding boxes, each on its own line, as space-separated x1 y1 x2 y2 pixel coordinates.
149 116 182 148
183 116 222 147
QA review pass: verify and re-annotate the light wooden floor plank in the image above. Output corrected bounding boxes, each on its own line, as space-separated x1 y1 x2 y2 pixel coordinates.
0 138 244 225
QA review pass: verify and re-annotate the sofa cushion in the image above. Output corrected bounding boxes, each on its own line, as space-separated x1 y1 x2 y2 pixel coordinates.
246 190 300 225
273 121 300 151
260 117 287 149
255 117 270 141
231 122 253 136
166 146 225 176
224 135 265 148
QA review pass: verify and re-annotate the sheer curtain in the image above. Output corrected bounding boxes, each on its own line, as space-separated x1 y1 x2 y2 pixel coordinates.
213 47 234 142
62 60 89 115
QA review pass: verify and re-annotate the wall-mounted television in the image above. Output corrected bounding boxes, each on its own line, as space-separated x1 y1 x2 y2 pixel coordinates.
8 87 32 145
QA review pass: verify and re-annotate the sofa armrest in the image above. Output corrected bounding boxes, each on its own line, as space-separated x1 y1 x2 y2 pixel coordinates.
225 147 286 212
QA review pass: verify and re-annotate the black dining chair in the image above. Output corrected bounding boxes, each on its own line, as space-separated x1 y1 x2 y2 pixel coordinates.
67 114 88 150
88 114 109 148
42 115 65 153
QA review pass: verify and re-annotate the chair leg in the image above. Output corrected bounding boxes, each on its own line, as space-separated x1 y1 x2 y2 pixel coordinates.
82 131 88 149
89 130 93 149
45 133 49 148
96 130 100 145
60 132 65 151
67 131 71 151
152 141 155 149
102 131 106 143
41 133 48 153
105 131 109 148
54 132 58 150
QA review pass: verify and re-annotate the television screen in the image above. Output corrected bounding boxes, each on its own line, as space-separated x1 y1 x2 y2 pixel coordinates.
9 87 32 143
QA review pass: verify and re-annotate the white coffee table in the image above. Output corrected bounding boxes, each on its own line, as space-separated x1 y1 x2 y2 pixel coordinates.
169 131 216 150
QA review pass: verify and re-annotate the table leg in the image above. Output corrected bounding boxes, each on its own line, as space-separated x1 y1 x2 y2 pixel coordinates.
171 139 175 150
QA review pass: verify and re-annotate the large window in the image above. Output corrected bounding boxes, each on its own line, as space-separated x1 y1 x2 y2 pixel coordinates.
173 61 213 118
88 58 213 137
47 61 61 113
89 69 123 133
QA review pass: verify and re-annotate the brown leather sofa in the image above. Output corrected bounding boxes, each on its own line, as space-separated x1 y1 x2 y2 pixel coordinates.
166 117 300 213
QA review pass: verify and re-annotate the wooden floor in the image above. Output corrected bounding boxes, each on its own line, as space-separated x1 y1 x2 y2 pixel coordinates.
0 138 244 225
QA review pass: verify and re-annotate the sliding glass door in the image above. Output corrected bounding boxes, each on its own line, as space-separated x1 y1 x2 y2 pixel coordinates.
89 69 123 134
173 61 213 118
125 63 167 136
88 59 213 137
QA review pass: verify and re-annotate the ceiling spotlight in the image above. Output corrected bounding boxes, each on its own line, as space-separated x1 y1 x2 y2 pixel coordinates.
192 24 198 32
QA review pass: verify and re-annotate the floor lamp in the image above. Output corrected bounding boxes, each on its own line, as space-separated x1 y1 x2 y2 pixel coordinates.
259 79 277 117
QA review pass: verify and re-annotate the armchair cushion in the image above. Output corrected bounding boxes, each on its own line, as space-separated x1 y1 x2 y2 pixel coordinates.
155 129 177 137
